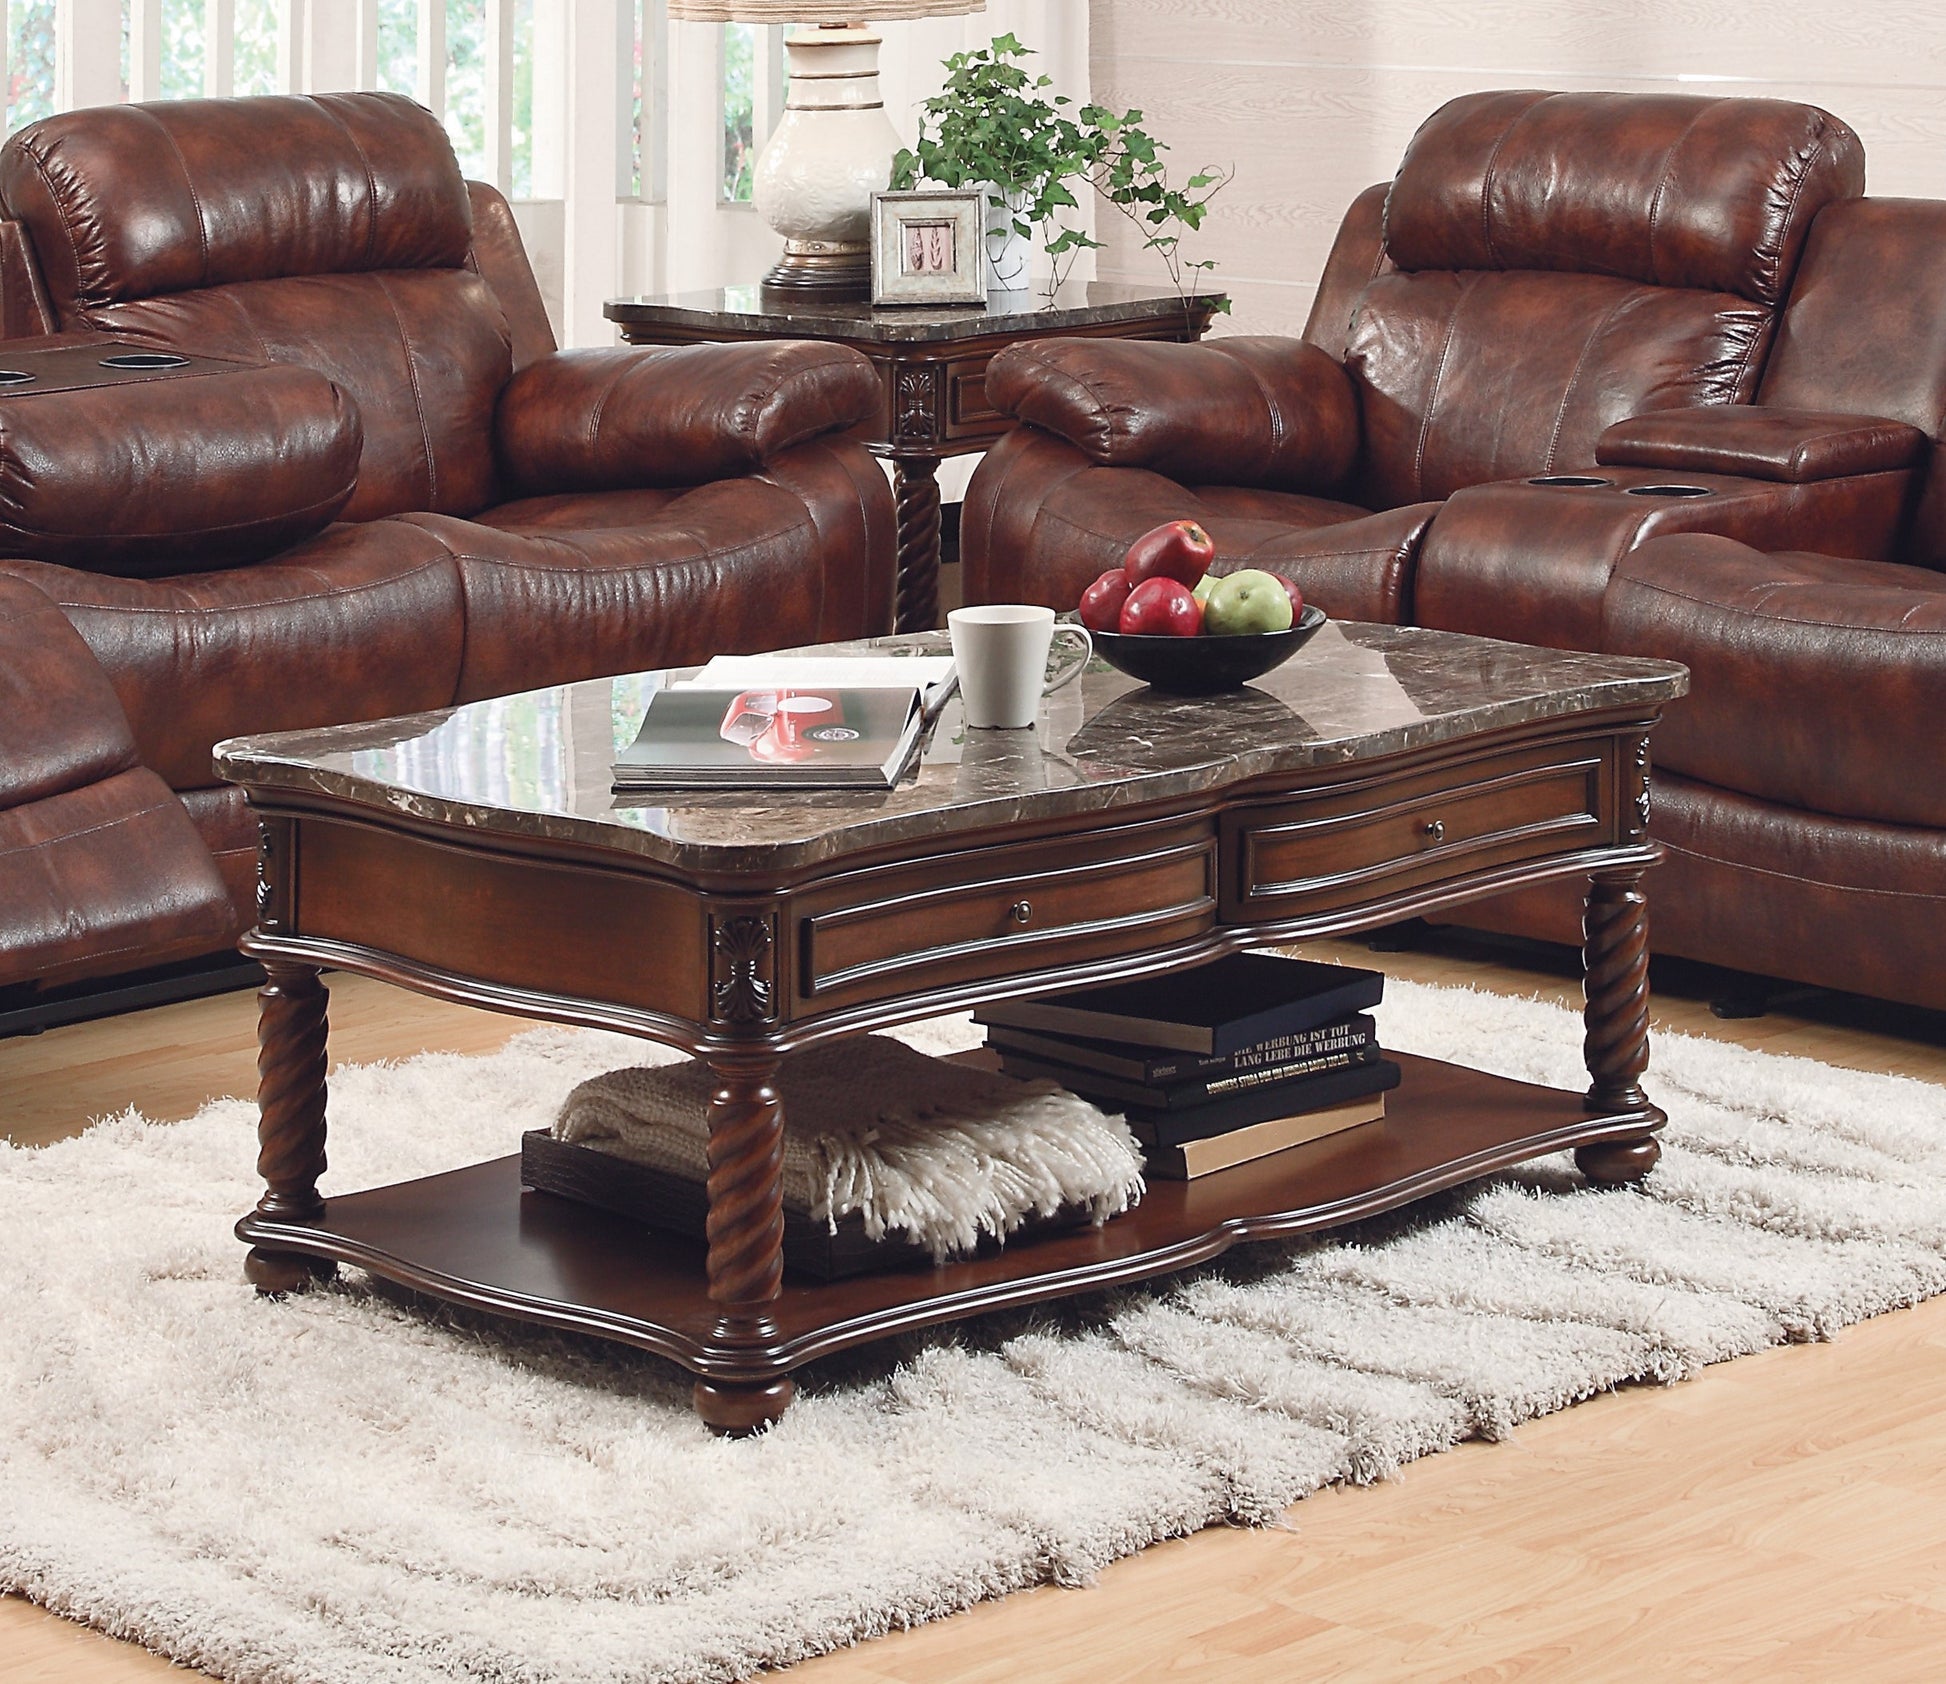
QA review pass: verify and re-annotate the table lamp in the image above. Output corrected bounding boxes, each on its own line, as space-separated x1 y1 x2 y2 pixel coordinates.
668 1 986 298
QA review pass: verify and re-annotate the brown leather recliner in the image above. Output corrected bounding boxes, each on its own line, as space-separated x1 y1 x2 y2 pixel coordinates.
963 90 1873 626
0 92 896 997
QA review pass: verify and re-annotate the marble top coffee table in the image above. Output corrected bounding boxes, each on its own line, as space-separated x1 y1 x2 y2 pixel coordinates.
217 621 1687 1433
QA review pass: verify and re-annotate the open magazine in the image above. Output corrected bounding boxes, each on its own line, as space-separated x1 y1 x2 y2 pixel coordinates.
611 655 956 791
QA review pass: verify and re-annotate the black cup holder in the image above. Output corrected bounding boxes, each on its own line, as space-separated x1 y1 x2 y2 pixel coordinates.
99 351 191 370
0 370 34 386
1624 483 1712 498
1527 474 1610 488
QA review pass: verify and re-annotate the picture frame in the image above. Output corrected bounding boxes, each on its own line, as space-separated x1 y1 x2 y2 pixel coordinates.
870 189 988 307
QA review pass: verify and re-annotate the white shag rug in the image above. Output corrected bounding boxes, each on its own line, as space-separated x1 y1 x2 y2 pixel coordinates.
6 979 1946 1684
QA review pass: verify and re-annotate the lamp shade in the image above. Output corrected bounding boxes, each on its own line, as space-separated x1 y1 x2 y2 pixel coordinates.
667 2 983 20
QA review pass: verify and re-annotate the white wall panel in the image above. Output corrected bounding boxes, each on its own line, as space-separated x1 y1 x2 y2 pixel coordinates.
1091 0 1946 339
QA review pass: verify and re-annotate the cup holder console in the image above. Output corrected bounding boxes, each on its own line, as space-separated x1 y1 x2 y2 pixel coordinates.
1527 475 1611 487
99 351 191 370
1624 483 1712 498
0 370 34 386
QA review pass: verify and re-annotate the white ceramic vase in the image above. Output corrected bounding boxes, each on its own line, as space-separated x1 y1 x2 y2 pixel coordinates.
983 188 1035 294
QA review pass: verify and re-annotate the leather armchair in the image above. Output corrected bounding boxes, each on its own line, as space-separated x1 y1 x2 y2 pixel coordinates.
966 89 1946 1013
963 89 1867 624
0 92 896 997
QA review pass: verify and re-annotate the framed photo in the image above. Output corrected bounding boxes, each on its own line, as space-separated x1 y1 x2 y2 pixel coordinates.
871 189 988 307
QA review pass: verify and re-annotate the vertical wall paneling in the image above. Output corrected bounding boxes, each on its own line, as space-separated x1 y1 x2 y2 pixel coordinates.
301 0 361 91
204 0 236 94
354 0 379 88
559 0 619 346
128 0 164 99
57 0 123 107
483 0 512 188
415 0 444 113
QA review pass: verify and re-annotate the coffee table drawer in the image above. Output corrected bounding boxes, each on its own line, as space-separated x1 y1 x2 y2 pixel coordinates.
1225 742 1610 919
796 815 1216 1009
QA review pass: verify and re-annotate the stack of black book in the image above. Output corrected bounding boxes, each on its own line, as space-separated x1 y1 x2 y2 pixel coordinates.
977 953 1396 1179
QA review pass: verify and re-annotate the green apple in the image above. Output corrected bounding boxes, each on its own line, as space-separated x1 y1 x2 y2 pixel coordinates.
1203 568 1295 635
1191 575 1219 608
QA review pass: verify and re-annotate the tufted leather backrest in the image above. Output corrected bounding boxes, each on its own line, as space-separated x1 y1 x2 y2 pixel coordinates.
0 93 513 521
1344 90 1864 509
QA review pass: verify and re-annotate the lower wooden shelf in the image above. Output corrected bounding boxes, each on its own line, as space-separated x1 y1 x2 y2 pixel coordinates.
235 1052 1655 1384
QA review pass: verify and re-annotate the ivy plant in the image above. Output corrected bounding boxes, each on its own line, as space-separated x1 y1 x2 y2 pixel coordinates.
888 34 1230 308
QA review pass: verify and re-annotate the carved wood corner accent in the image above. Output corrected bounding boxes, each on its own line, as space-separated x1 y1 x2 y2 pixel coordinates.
893 365 942 447
1627 736 1652 838
255 815 294 934
710 912 780 1025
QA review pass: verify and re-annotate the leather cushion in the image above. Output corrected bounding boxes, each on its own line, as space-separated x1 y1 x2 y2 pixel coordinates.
407 482 834 704
1384 90 1863 306
986 336 1359 493
1603 536 1946 828
0 574 136 808
0 92 472 312
80 268 512 521
0 766 235 989
495 342 883 496
1596 407 1926 484
1643 771 1946 1015
1346 269 1771 509
0 522 467 790
0 349 360 574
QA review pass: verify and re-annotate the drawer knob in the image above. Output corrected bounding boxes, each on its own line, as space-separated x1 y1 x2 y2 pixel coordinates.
1010 899 1033 925
1423 819 1446 843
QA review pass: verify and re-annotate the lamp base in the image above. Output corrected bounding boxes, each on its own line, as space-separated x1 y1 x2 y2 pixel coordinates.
762 240 872 300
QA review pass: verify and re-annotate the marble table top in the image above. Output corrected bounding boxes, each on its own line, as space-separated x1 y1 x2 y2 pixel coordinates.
215 623 1687 876
602 281 1224 344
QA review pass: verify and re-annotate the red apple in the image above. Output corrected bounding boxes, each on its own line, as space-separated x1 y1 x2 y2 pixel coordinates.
1263 571 1304 618
1122 520 1215 590
1119 576 1203 637
1077 568 1133 632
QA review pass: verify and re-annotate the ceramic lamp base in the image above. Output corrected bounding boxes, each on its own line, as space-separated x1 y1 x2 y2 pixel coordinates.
761 240 872 298
752 26 897 305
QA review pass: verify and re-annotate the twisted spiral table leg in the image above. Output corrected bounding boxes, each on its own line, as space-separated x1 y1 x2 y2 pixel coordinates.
1576 867 1665 1186
894 459 942 633
245 962 337 1293
695 1052 792 1434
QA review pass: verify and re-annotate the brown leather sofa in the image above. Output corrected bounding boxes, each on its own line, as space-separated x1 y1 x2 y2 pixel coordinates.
964 90 1946 1013
0 92 896 1004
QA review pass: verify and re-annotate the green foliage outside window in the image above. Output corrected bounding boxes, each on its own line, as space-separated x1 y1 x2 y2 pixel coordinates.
722 22 755 203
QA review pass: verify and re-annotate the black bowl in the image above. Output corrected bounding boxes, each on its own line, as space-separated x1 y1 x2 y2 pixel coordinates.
1092 604 1327 694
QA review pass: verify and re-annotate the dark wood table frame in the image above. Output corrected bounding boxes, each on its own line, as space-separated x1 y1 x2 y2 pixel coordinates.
604 287 1221 634
234 700 1669 1435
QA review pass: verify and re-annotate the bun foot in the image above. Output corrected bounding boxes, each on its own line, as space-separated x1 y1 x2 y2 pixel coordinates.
245 1246 337 1294
1575 1135 1662 1186
693 1375 794 1436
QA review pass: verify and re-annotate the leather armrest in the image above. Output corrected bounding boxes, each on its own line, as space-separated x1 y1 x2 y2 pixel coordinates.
495 341 883 497
983 336 1359 492
1596 407 1926 484
0 339 360 577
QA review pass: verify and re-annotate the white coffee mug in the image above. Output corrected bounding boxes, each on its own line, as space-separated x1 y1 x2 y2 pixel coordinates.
948 605 1094 730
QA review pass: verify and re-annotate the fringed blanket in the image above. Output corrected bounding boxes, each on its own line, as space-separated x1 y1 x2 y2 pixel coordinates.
553 1035 1144 1261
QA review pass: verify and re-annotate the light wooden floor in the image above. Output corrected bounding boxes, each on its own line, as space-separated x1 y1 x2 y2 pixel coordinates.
5 938 1946 1682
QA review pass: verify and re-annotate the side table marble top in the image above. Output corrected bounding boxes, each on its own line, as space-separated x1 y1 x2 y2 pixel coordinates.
603 282 1225 633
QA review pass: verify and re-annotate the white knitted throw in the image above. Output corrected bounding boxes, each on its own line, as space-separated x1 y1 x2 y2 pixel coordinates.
552 1034 1145 1261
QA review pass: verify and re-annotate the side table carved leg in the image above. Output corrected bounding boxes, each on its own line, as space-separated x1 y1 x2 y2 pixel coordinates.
1576 866 1666 1186
694 1051 793 1434
244 962 337 1292
893 457 942 633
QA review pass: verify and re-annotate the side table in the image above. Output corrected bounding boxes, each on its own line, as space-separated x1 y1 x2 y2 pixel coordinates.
604 283 1223 632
